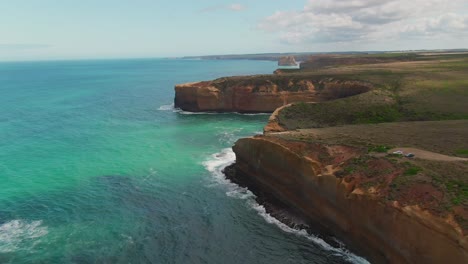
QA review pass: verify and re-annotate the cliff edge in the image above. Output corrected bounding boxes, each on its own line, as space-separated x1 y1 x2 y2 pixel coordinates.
225 53 468 263
229 133 468 263
174 76 371 113
172 52 468 263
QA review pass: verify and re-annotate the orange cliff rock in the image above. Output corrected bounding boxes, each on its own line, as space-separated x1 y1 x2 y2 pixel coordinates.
174 77 316 113
264 103 291 133
174 76 371 113
230 136 468 264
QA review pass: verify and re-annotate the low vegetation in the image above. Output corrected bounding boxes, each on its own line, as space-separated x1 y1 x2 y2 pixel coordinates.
275 120 468 220
276 53 468 130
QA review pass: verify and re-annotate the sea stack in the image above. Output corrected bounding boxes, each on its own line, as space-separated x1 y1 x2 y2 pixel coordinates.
278 56 298 67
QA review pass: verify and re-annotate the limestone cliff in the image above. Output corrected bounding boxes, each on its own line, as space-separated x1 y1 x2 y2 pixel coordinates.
230 136 468 264
278 56 298 67
174 76 371 113
215 52 468 263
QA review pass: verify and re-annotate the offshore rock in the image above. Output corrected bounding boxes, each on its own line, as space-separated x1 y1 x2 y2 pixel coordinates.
278 56 298 67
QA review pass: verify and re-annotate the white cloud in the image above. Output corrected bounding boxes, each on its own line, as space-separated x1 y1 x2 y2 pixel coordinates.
258 0 468 46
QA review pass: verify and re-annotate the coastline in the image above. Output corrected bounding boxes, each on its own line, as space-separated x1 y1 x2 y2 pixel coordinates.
223 163 348 245
178 52 468 263
227 135 468 264
203 147 370 264
222 163 371 264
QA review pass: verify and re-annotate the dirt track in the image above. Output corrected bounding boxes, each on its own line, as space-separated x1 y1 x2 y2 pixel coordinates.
389 148 468 162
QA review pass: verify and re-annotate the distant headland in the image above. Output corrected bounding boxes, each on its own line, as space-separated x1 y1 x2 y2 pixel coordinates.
180 49 468 61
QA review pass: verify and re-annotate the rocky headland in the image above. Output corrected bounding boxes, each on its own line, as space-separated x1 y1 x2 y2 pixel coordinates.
174 76 371 113
228 121 468 264
174 53 468 263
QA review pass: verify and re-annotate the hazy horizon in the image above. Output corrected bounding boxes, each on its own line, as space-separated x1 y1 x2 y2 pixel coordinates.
1 0 467 61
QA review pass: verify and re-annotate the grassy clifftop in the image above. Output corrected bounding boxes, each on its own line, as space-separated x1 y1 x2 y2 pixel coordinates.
205 74 372 95
274 53 468 129
229 53 468 262
275 120 468 226
264 53 468 224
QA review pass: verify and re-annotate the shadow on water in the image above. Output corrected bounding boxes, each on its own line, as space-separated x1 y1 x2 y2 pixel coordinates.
175 111 270 122
0 172 354 264
0 211 12 226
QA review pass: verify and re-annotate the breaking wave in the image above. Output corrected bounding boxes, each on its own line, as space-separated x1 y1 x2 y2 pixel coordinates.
157 103 175 111
203 148 370 264
0 220 48 253
157 104 270 116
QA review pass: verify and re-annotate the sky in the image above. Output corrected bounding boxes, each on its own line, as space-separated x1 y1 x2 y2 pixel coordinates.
1 0 467 61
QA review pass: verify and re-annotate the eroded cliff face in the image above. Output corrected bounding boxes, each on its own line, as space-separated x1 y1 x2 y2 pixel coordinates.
174 76 371 113
278 56 298 66
231 136 468 264
174 78 316 113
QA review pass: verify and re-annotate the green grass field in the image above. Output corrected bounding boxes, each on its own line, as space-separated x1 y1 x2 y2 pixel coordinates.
274 120 468 218
276 53 468 129
268 53 468 221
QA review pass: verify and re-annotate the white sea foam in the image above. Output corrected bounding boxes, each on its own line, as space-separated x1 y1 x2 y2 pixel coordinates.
204 148 370 264
203 148 235 182
0 220 48 253
179 111 270 116
217 129 243 145
249 202 370 264
158 103 270 116
157 103 175 111
178 110 218 115
156 103 206 114
203 148 256 199
238 113 270 116
157 104 218 115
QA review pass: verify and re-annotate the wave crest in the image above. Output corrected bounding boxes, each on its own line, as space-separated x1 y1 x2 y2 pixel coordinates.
0 220 48 253
158 103 270 116
157 103 175 111
204 148 369 264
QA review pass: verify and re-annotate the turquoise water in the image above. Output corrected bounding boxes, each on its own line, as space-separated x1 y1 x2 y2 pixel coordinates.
0 59 366 263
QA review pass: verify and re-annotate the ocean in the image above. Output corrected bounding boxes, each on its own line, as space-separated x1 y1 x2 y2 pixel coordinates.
0 58 368 263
